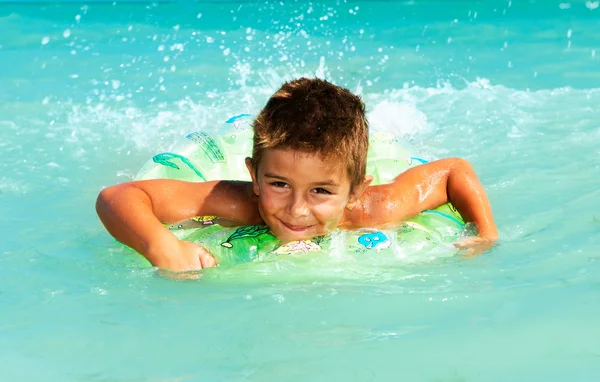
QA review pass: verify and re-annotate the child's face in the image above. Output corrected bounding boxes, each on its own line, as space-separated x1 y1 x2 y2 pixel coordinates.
246 149 356 242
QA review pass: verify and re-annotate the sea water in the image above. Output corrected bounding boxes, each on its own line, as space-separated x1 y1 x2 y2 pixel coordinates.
1 0 599 380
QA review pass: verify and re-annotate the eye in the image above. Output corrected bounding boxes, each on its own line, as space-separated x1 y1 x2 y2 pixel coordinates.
312 187 332 195
269 181 288 188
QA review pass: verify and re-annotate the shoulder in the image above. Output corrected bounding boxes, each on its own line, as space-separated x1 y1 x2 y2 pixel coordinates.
141 179 262 225
201 180 263 225
340 183 407 229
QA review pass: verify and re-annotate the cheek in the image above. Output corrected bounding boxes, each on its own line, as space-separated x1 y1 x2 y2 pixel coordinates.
257 186 284 213
312 198 347 222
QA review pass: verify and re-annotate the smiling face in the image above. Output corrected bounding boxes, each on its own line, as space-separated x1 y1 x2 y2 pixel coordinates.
246 148 364 242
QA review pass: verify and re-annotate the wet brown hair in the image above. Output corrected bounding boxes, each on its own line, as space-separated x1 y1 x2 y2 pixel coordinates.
251 77 369 191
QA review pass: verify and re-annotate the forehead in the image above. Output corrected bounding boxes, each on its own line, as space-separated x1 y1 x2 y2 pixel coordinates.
259 148 350 184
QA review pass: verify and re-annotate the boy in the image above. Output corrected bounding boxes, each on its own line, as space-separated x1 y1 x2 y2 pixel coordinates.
96 78 498 272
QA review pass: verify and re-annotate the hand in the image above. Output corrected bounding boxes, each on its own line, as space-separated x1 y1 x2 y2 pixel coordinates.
178 240 217 269
151 239 217 272
453 236 497 257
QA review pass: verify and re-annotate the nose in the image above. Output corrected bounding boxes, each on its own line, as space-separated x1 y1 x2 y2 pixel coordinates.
286 192 309 218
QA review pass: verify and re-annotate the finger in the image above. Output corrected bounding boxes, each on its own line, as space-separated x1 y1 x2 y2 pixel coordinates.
199 253 217 268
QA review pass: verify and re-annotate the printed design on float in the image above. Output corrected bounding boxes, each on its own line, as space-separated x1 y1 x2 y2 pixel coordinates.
152 152 207 181
185 132 225 163
311 235 329 246
226 113 251 128
221 226 270 248
168 216 218 230
273 240 322 255
421 209 464 228
357 231 391 250
273 235 330 255
191 216 217 226
409 157 428 165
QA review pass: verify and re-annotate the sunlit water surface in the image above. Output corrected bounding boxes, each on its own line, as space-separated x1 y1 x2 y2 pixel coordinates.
1 0 599 380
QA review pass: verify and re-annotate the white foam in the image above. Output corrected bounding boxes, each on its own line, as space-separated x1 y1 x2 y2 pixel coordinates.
367 101 428 137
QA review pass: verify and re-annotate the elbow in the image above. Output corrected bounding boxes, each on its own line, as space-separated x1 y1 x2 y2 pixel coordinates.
96 182 154 222
448 157 474 173
445 157 483 196
446 157 478 185
96 184 126 221
96 186 115 221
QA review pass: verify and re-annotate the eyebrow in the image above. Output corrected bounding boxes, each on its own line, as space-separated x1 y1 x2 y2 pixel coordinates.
263 172 340 187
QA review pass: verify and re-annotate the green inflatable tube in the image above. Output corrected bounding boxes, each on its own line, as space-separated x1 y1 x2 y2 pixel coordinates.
134 114 466 267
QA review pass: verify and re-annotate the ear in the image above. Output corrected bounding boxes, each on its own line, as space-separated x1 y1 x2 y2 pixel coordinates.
245 157 260 196
346 175 373 210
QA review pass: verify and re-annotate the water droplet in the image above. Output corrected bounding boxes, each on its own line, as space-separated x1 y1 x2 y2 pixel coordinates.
91 287 108 295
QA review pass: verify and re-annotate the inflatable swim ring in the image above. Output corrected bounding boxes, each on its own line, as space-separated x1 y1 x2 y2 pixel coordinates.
134 114 466 266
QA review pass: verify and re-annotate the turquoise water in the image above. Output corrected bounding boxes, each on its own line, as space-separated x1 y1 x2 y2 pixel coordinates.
2 0 600 380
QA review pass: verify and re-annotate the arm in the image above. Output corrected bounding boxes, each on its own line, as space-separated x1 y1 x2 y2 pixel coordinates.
96 179 261 271
346 158 498 241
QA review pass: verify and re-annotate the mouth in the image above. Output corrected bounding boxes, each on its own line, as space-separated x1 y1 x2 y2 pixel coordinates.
281 221 314 232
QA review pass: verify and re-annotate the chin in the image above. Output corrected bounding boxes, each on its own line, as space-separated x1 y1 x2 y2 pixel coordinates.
272 226 321 243
275 231 313 243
